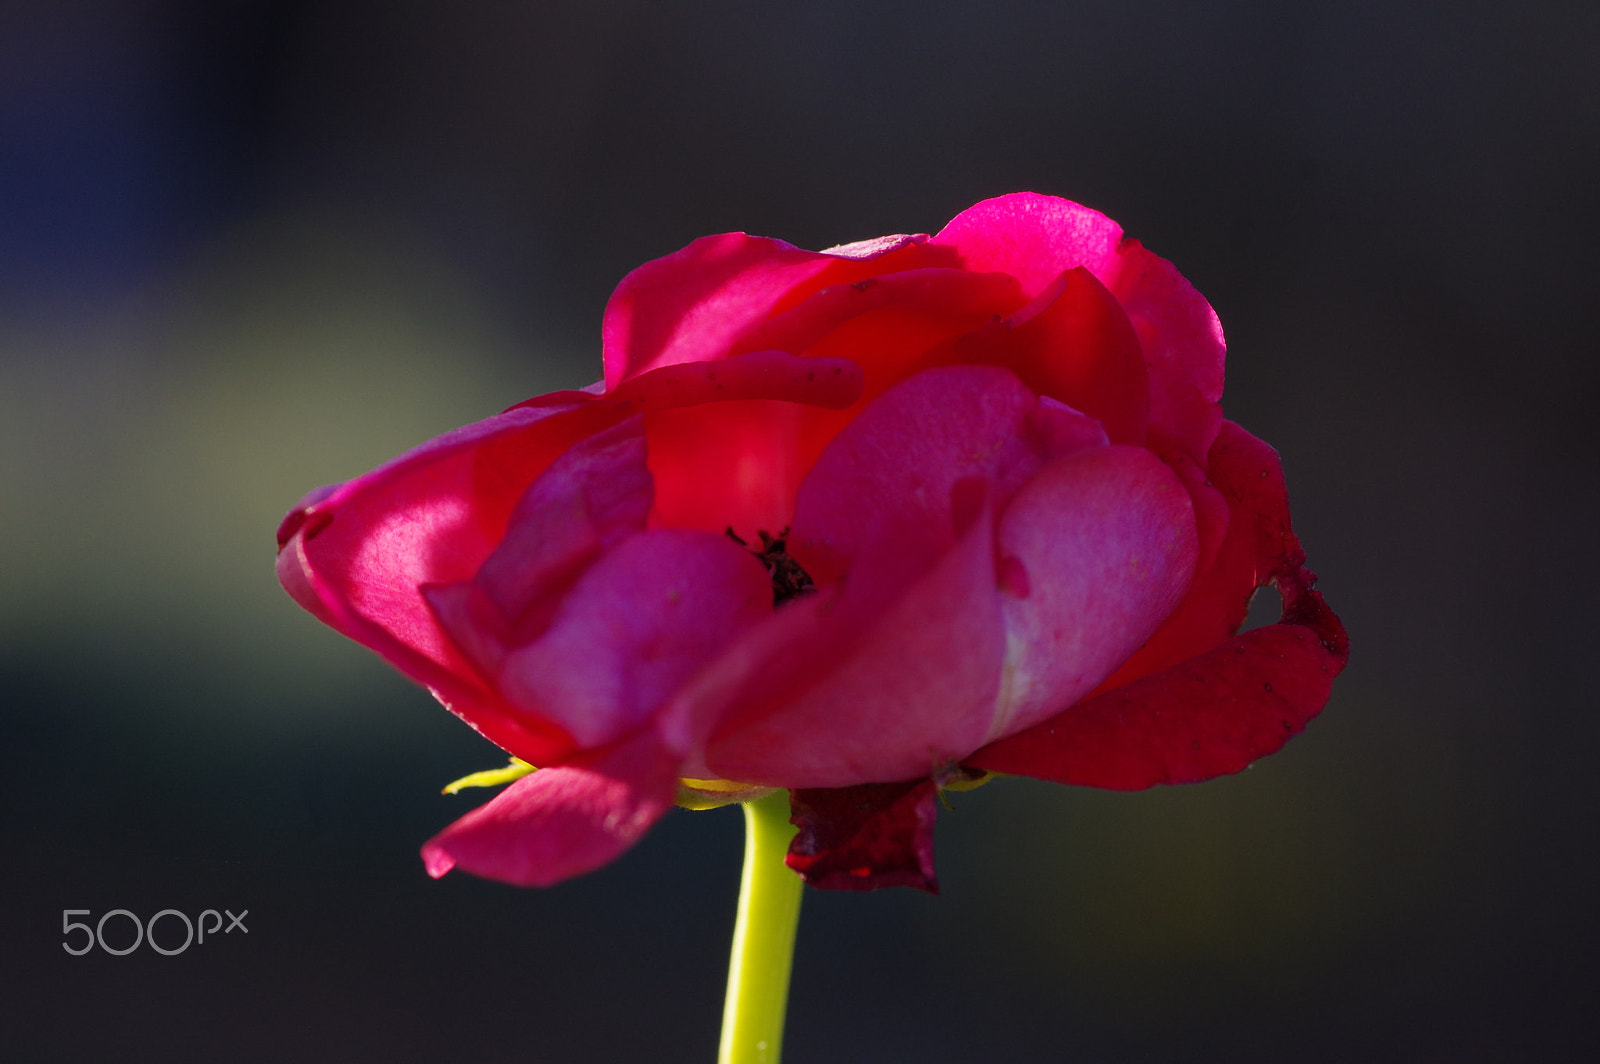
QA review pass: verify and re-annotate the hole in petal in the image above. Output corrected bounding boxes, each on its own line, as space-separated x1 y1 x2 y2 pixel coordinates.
1242 584 1283 632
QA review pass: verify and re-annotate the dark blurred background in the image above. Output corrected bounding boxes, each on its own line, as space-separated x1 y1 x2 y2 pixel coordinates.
3 1 1595 1060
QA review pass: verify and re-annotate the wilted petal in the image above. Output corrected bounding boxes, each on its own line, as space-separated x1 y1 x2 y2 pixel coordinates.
786 779 939 893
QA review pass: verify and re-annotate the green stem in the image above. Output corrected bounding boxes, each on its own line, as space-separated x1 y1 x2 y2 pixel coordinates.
718 789 804 1064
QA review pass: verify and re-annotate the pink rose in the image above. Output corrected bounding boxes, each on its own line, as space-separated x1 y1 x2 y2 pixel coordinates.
276 193 1346 892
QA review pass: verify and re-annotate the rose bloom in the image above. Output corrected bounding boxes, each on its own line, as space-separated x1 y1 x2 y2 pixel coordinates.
277 193 1346 891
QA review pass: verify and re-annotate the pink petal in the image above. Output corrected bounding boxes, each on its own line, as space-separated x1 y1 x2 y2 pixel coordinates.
601 232 837 390
644 398 814 538
967 422 1347 788
470 416 653 634
1093 423 1275 690
786 364 1063 585
931 192 1224 461
494 529 772 749
702 485 1005 788
988 445 1199 742
931 192 1125 300
686 365 1114 787
786 780 939 893
275 400 630 765
421 730 679 887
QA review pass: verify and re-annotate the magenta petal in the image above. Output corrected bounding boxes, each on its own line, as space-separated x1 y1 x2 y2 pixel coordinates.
704 486 1004 788
496 529 772 749
931 192 1124 300
930 192 1225 461
611 349 865 412
786 779 939 893
726 268 1023 362
275 400 628 766
421 730 679 887
601 232 837 389
990 445 1199 741
471 416 653 631
788 363 1046 581
968 423 1347 789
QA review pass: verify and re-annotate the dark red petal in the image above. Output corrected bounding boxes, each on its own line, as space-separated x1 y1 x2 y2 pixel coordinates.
967 421 1347 789
786 779 939 893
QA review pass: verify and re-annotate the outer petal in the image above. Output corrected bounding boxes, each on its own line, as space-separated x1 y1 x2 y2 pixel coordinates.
786 780 939 893
275 400 629 764
932 192 1224 460
989 445 1198 742
421 730 678 887
1107 238 1225 460
931 192 1125 300
967 423 1347 788
1095 422 1285 690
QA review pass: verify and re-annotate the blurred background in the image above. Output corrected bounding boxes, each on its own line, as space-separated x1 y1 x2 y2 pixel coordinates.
2 1 1595 1060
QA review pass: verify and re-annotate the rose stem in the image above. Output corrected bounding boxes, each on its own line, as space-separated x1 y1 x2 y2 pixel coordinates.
718 788 804 1064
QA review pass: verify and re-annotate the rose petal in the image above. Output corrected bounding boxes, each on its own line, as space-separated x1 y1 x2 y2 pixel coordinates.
612 349 865 412
966 617 1345 790
932 192 1124 300
989 445 1199 742
786 779 939 893
786 364 1053 584
728 268 1024 366
421 730 679 887
1093 422 1284 690
952 266 1149 446
968 423 1347 788
703 485 1005 788
601 233 837 389
493 529 772 749
275 400 629 765
1107 238 1225 460
471 416 653 633
931 192 1224 460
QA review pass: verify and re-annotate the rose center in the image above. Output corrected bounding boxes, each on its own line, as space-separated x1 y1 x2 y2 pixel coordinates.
726 526 816 607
